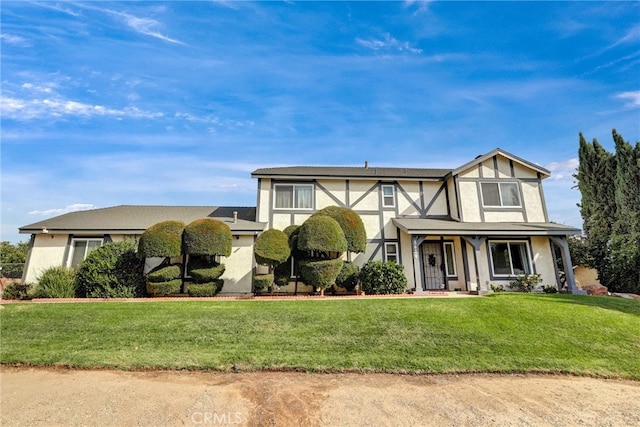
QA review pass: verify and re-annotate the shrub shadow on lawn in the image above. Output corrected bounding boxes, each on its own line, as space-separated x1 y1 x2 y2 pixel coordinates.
542 293 640 317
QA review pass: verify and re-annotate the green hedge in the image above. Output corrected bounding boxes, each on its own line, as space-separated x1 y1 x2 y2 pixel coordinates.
335 261 359 291
147 265 182 282
297 216 347 256
33 266 76 298
183 218 232 257
187 280 223 297
254 274 274 292
359 260 407 295
146 279 182 296
313 206 366 253
139 221 185 258
190 264 225 283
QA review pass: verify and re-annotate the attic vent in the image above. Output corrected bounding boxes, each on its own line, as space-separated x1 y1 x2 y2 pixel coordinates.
364 161 369 169
233 211 238 223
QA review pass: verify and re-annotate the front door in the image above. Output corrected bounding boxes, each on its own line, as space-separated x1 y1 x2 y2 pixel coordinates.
421 242 446 290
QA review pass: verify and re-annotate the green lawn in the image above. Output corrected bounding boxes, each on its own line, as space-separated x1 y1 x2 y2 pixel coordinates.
1 294 639 379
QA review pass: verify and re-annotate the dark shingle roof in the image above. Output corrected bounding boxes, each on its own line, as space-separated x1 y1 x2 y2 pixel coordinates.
19 205 264 235
252 166 451 180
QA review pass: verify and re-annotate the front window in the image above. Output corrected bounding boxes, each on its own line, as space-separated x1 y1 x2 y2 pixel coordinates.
444 242 456 277
274 184 313 209
481 182 521 207
69 238 103 267
382 184 395 207
489 240 532 277
385 243 398 262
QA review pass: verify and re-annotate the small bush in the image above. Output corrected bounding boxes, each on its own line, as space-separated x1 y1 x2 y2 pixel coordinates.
33 266 76 298
359 260 408 295
189 263 225 283
146 279 182 296
1 281 32 300
542 285 558 294
139 221 185 258
254 274 274 292
183 218 232 257
509 274 542 293
147 265 182 282
76 240 145 298
335 261 359 291
187 281 223 297
490 284 505 292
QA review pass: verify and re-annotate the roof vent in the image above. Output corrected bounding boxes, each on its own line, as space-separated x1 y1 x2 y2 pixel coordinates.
364 160 369 169
233 211 238 223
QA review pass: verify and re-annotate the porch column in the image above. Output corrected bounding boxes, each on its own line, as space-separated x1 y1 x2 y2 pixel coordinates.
550 236 586 295
462 236 487 294
412 235 426 291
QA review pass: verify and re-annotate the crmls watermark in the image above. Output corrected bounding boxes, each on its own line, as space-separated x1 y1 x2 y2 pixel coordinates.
191 411 243 425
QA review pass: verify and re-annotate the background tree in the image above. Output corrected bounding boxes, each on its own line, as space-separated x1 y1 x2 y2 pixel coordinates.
0 241 29 278
575 130 640 293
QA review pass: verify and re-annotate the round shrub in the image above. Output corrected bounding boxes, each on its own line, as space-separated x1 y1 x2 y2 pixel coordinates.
255 229 291 268
33 266 76 298
335 261 359 292
76 240 145 298
184 218 232 257
299 258 344 295
139 221 185 258
358 260 408 295
297 216 347 257
146 279 182 296
147 264 182 283
190 264 225 283
188 281 222 297
283 224 300 238
254 274 273 292
1 282 32 300
314 206 366 253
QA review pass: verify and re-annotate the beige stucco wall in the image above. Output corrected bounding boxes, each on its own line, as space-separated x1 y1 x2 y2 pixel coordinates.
349 180 379 211
484 211 525 222
256 178 272 224
316 179 346 207
521 181 546 222
513 162 538 179
459 181 481 221
530 237 557 287
447 178 459 221
219 235 255 294
23 234 68 284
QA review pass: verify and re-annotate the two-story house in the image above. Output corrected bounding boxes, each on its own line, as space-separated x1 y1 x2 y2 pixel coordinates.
17 148 582 295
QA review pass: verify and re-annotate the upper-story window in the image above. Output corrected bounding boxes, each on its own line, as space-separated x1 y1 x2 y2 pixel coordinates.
274 184 313 209
481 182 521 207
381 184 395 207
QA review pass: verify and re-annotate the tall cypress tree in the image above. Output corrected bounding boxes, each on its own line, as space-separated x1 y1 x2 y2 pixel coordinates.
609 130 640 292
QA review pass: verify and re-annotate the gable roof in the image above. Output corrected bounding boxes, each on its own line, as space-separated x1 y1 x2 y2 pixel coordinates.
452 148 551 178
252 166 451 180
19 205 264 235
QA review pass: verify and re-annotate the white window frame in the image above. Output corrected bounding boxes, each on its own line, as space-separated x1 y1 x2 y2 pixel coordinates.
67 238 103 267
480 182 521 208
381 184 395 207
443 242 457 277
488 240 533 277
274 184 314 210
385 242 398 263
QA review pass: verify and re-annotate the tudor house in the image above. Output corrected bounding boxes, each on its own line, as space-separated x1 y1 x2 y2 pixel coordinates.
18 148 583 295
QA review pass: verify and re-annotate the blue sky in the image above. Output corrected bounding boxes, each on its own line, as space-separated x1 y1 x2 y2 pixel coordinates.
1 1 639 243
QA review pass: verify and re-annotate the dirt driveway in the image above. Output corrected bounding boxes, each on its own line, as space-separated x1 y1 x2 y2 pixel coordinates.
1 368 639 426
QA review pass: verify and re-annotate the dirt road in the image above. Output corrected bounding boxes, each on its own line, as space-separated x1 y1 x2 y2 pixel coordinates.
1 368 639 426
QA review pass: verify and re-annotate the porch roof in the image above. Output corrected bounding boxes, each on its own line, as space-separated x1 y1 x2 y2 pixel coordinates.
392 218 580 236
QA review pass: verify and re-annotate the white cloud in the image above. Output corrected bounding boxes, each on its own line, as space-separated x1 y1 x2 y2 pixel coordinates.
356 33 422 54
0 34 29 46
403 1 432 15
615 90 640 108
545 158 579 182
28 204 96 216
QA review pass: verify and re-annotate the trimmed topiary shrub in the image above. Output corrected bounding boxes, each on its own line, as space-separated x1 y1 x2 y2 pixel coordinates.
138 220 185 258
274 261 292 287
183 218 232 257
190 264 225 283
313 206 366 253
255 229 291 268
76 240 145 298
187 281 223 297
359 260 408 295
254 274 273 292
299 258 344 296
33 266 76 298
147 264 182 282
335 261 359 292
146 279 182 296
297 215 347 257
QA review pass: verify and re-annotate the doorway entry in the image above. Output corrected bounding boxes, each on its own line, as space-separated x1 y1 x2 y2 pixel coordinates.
421 242 446 290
